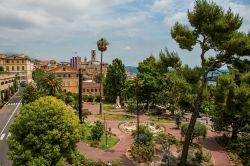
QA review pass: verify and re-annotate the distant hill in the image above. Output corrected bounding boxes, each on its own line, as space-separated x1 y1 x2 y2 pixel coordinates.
126 66 138 74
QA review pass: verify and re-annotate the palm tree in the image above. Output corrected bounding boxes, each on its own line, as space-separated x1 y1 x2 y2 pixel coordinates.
97 38 109 114
41 73 62 96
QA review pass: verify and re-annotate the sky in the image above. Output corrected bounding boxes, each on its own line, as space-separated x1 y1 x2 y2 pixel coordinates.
0 0 249 67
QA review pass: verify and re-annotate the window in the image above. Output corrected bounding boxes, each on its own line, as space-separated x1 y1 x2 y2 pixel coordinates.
76 74 79 77
12 66 14 71
63 74 66 77
95 89 97 92
22 60 24 63
17 60 19 63
17 66 20 71
68 74 71 78
63 67 66 71
22 66 25 71
12 60 14 63
68 81 71 86
6 60 9 63
87 89 89 92
6 66 9 71
91 89 93 92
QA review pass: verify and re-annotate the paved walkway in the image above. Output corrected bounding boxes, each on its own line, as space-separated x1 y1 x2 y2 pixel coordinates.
78 103 231 166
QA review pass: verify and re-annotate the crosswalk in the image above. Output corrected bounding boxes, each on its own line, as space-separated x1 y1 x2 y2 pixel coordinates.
0 132 11 141
6 102 20 106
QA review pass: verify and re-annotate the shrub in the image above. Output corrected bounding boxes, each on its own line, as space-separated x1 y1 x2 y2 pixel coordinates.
132 125 153 144
181 122 207 143
155 132 176 152
229 136 250 165
175 114 181 129
91 121 104 141
126 98 137 112
87 95 95 102
129 142 154 163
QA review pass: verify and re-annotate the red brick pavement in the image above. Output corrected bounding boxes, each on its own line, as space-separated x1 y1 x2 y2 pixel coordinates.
78 103 231 166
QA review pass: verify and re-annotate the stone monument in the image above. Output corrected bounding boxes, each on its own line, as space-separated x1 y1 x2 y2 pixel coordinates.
115 96 121 108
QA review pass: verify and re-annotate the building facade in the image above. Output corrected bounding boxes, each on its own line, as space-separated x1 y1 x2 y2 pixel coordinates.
81 50 108 79
0 73 16 105
47 65 79 93
0 54 34 83
82 80 101 96
70 56 81 69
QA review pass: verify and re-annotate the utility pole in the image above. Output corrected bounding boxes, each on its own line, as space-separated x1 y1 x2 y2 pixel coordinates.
78 68 83 124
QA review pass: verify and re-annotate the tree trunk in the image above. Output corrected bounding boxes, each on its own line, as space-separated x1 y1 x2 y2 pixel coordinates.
179 75 207 166
231 124 239 140
99 51 103 114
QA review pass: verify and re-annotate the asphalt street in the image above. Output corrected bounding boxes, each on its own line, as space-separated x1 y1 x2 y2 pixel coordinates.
0 88 23 166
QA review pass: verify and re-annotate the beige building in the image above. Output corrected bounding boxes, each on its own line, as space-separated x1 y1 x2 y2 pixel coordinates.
0 73 16 104
82 80 101 96
0 54 34 83
81 50 108 79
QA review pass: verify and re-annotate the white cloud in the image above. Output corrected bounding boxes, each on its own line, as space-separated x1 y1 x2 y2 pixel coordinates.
164 12 187 27
151 0 173 12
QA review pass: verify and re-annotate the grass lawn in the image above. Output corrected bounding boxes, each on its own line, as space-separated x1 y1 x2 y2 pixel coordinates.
82 122 120 150
148 116 175 123
95 113 135 121
103 102 115 112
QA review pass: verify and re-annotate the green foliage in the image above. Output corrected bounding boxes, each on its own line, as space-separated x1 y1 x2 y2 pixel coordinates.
40 73 62 96
8 96 82 165
229 136 250 165
212 71 250 139
132 125 153 144
175 113 182 129
181 122 207 143
0 66 4 72
91 121 104 141
171 0 249 164
93 73 104 84
22 84 40 105
104 58 127 102
155 132 176 152
97 38 109 52
32 68 47 83
125 98 137 112
129 142 154 163
171 22 198 51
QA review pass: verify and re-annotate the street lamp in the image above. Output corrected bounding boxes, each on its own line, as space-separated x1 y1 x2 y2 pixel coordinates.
78 68 83 124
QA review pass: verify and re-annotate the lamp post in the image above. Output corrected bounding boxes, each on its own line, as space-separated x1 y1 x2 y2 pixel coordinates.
78 68 83 124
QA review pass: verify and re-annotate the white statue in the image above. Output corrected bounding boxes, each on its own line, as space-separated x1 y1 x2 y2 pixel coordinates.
115 96 121 108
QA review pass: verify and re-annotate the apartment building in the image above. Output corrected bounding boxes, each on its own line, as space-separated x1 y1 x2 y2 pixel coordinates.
0 73 16 104
0 54 34 83
47 65 79 93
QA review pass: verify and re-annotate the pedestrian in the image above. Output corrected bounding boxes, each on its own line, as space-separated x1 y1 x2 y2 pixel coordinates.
106 161 112 166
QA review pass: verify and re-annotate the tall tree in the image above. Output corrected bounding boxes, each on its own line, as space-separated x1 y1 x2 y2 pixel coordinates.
97 38 109 114
171 0 250 165
8 96 82 165
22 84 40 105
104 58 127 102
40 73 62 96
32 68 47 90
212 71 250 140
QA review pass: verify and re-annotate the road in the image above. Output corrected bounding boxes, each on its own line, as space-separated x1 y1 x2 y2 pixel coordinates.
0 88 23 166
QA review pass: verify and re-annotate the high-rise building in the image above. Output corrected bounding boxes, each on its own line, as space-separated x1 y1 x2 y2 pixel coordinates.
70 56 81 69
